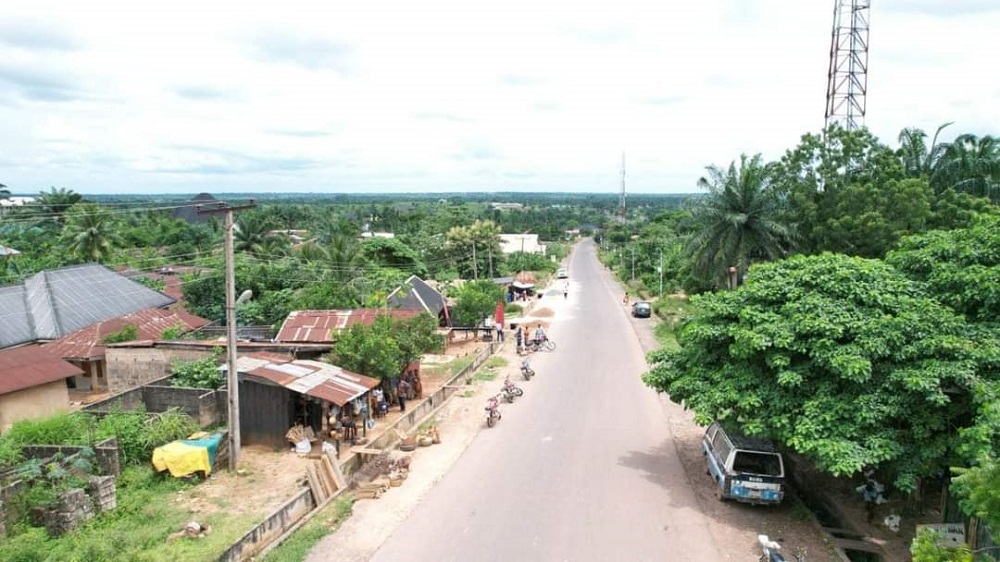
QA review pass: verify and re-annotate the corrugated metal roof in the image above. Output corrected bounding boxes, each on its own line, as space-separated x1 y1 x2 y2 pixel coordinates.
275 308 420 343
386 276 446 315
0 263 175 349
0 345 84 396
230 353 379 407
43 308 210 360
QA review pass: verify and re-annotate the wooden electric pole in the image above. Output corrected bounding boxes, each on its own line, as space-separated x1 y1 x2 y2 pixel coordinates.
198 200 256 471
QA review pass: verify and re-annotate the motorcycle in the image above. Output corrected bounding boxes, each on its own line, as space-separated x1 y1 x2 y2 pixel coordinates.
520 358 535 380
485 396 502 427
501 376 524 403
526 336 556 353
757 535 786 562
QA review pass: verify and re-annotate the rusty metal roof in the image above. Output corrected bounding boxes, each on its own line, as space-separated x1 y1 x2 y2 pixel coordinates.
231 353 379 407
275 308 419 344
0 345 85 396
42 308 210 360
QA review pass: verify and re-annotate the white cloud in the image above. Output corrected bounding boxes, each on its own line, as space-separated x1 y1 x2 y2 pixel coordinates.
0 0 997 195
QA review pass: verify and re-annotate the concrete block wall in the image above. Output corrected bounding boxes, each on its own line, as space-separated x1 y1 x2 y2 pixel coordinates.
106 347 211 394
143 385 205 420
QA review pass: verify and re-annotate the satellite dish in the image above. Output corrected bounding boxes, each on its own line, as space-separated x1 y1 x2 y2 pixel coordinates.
236 290 254 305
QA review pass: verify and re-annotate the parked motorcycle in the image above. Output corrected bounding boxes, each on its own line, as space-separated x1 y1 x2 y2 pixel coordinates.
485 396 502 427
527 337 556 353
757 535 786 562
501 376 524 403
520 358 535 380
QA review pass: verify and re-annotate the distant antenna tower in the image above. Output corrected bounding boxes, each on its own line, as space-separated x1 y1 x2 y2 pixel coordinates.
617 152 626 221
824 0 871 132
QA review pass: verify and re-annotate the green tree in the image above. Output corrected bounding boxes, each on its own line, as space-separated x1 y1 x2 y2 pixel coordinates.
818 178 933 258
234 213 277 255
773 125 904 254
360 237 426 275
910 527 973 562
35 186 84 223
62 203 119 263
642 253 982 490
897 123 954 187
452 279 501 326
682 153 792 287
950 456 1000 542
887 216 1000 322
0 182 9 199
332 314 441 380
937 133 1000 202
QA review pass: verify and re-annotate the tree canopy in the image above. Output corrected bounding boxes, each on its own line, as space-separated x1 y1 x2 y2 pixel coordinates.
642 253 989 490
332 313 442 380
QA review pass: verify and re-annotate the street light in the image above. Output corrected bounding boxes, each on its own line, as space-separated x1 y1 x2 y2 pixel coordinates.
226 288 253 471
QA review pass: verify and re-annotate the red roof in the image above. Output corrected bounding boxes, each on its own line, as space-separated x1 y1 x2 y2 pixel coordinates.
275 308 420 344
234 353 380 407
0 345 84 396
43 308 210 360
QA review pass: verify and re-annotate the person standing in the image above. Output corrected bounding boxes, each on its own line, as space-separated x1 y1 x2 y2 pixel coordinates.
496 322 504 342
515 325 523 354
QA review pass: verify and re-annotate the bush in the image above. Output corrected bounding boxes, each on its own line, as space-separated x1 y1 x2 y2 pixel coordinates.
171 356 223 389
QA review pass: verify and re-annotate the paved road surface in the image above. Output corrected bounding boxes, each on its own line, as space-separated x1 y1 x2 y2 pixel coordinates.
370 239 721 562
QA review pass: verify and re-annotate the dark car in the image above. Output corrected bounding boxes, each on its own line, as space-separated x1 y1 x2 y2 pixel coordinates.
631 301 652 318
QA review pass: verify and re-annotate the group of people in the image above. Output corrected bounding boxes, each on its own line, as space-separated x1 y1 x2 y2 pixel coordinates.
514 323 547 354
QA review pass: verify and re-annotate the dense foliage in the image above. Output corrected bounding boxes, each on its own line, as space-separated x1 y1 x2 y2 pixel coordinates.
331 313 443 381
642 253 990 490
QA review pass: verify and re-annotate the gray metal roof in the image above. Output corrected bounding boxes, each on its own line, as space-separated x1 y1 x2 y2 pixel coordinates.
0 264 175 349
386 275 446 316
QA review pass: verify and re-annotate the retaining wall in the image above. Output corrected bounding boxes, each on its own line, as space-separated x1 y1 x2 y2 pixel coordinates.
217 488 315 562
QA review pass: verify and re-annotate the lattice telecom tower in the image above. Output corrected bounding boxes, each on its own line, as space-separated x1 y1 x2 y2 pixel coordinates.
617 152 626 221
824 0 871 131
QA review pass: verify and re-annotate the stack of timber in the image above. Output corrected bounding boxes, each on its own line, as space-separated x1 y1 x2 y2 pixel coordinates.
354 478 390 500
304 450 348 505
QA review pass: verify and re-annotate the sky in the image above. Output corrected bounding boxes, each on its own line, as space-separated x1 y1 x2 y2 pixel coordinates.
1 0 998 196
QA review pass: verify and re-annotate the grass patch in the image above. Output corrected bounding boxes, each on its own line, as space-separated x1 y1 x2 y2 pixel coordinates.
260 496 354 562
472 368 498 382
652 296 696 351
0 466 261 562
483 356 507 369
417 417 437 432
461 390 475 398
448 356 475 375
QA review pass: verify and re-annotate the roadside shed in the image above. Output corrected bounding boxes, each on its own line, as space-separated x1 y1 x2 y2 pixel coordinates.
226 354 380 449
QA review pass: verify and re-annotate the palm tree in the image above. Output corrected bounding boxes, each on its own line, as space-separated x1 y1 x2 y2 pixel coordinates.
683 154 792 288
938 134 1000 201
62 203 118 263
326 234 363 283
233 214 276 256
445 225 476 278
897 122 953 187
37 186 83 223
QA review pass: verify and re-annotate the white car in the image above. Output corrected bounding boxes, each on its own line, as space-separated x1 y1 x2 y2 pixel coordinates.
556 268 568 279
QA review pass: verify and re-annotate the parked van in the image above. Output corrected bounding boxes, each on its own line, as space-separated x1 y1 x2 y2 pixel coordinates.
702 421 785 505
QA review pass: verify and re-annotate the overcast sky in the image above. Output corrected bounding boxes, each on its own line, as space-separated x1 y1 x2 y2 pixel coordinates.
1 0 997 195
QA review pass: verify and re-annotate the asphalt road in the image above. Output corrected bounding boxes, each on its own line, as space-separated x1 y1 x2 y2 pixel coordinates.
370 239 721 562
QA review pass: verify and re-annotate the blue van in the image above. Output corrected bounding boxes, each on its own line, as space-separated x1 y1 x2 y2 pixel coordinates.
703 421 785 505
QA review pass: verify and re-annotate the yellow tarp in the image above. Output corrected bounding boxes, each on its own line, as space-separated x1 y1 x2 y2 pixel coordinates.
152 441 212 478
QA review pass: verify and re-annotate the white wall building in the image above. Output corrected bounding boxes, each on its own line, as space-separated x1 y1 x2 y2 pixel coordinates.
499 234 546 255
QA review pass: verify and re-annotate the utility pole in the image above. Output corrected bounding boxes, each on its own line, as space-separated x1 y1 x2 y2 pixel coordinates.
631 247 635 281
198 200 256 471
659 250 664 297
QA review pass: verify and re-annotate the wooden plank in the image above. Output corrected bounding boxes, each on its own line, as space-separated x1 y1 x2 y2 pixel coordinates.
325 450 348 491
828 537 883 554
315 459 335 496
305 465 326 503
311 463 330 500
320 456 341 493
821 527 864 538
353 447 384 456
